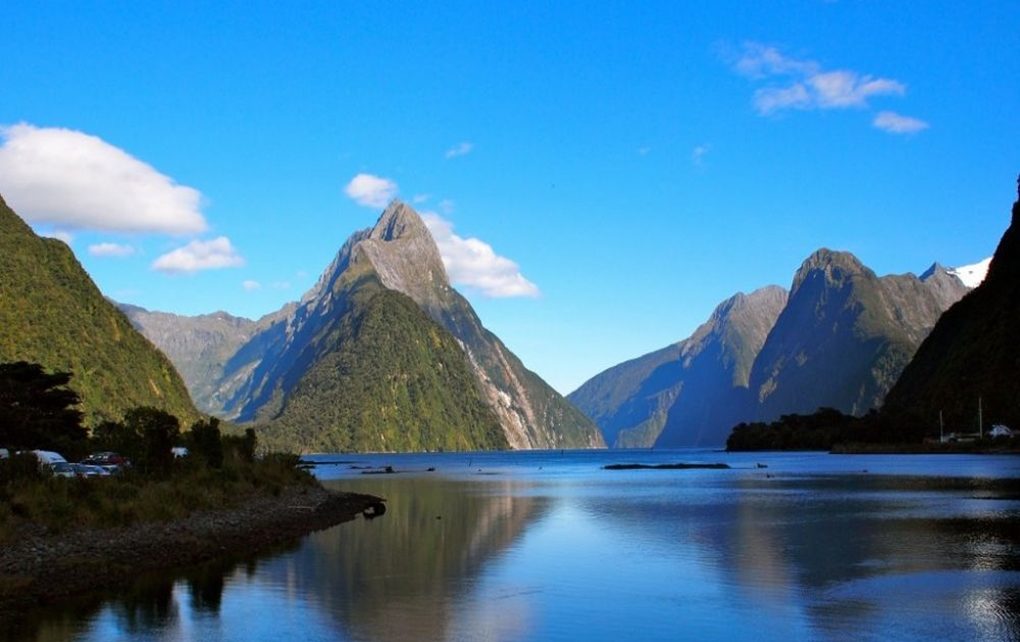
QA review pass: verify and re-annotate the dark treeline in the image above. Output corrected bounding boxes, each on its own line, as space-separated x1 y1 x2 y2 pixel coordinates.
0 360 258 477
727 406 1019 452
0 361 308 541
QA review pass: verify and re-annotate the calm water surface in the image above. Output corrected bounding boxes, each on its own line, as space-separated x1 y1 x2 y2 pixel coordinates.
12 450 1020 641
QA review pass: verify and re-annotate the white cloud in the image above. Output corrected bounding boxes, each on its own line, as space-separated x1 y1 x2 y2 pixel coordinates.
445 142 474 159
152 237 244 274
242 280 262 291
753 83 813 113
88 242 135 257
733 43 909 116
412 193 431 204
344 173 398 208
42 230 73 245
692 144 711 165
421 213 539 298
637 146 652 156
872 111 930 134
0 123 207 234
734 43 818 78
439 199 455 214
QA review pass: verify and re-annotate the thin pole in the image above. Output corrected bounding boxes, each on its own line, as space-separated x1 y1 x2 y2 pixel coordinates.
978 397 983 439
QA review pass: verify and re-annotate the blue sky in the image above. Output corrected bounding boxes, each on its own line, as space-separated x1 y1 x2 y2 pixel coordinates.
1 2 1017 394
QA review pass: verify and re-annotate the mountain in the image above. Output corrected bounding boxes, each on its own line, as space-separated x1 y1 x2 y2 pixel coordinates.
571 248 971 448
0 193 199 426
117 303 293 415
746 249 969 421
126 201 603 452
882 184 1020 435
568 286 787 448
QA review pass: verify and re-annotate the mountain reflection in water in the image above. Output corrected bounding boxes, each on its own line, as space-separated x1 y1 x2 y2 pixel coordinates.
7 451 1020 641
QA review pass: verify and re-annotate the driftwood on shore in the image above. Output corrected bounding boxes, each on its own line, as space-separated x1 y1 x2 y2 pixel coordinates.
0 485 382 617
603 463 731 470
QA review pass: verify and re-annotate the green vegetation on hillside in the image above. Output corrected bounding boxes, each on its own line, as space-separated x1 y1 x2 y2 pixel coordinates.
0 195 199 427
258 278 507 453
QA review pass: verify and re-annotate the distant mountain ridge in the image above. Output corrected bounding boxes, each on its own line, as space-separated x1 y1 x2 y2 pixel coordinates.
569 286 787 448
124 201 603 452
570 248 972 447
0 193 200 426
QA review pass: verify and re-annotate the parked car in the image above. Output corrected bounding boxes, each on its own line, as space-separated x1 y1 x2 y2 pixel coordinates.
71 463 111 478
82 452 130 473
48 461 77 478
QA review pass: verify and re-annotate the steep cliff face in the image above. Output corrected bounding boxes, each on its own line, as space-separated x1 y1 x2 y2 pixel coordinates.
569 286 787 448
746 249 969 420
147 201 601 451
0 194 199 426
343 204 602 449
882 186 1020 433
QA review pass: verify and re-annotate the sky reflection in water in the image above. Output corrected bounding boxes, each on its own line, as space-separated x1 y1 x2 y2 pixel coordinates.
14 451 1020 642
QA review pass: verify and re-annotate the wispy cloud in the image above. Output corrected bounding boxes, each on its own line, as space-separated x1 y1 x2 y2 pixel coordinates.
0 123 207 233
412 193 431 204
692 144 710 165
872 111 929 134
42 230 73 245
732 43 909 117
89 242 135 257
421 212 539 298
344 173 398 208
242 279 262 291
152 237 244 274
445 142 474 159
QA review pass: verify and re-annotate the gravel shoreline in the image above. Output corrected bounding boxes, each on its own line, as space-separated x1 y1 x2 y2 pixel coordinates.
0 484 382 616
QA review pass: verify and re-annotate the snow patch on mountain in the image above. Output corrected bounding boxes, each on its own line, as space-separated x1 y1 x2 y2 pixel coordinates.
948 257 992 288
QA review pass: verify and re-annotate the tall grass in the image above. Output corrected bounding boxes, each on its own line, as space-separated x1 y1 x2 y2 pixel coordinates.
0 454 313 544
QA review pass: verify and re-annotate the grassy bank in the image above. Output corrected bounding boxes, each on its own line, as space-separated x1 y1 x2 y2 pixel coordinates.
0 454 314 545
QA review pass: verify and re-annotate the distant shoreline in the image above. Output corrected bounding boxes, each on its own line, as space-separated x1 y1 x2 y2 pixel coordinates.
725 443 1020 455
0 485 382 617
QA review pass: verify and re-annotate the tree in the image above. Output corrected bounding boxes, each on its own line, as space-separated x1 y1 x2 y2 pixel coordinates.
0 361 86 456
124 407 180 476
188 417 224 469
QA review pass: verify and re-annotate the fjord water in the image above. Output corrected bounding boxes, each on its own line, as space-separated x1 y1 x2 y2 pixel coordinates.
18 451 1020 641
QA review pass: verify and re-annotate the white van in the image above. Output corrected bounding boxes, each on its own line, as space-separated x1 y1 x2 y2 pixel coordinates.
30 450 68 467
